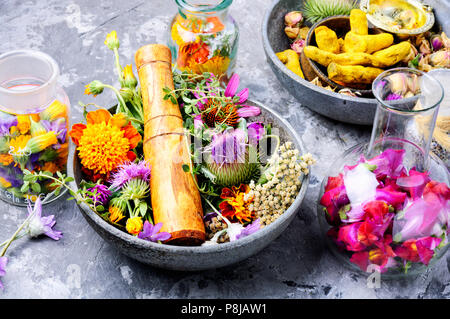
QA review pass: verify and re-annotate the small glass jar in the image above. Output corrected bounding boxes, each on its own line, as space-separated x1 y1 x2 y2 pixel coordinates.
370 68 443 171
167 0 239 83
0 50 70 206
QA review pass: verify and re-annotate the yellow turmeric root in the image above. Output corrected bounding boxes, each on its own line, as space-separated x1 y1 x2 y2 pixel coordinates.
372 41 412 67
276 49 304 78
304 45 375 67
327 62 384 84
304 42 411 68
344 31 394 54
315 26 340 53
350 9 368 35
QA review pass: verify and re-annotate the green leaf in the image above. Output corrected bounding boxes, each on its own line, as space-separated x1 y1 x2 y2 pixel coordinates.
96 205 105 212
65 176 74 183
139 202 148 217
20 182 30 193
182 164 190 172
31 183 41 193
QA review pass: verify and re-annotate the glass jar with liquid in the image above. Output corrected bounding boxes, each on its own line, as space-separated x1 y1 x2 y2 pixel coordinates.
0 50 70 206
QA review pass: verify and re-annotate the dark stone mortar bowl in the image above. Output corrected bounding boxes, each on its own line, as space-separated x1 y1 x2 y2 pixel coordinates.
262 0 450 125
68 99 310 271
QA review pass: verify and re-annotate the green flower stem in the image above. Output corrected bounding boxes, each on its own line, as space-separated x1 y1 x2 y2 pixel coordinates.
113 48 123 83
103 84 129 115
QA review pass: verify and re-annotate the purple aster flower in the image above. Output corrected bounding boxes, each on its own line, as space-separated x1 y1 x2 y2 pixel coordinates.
0 112 17 136
87 184 111 206
109 160 151 190
26 197 63 240
385 93 403 101
138 221 171 242
0 256 7 290
236 219 261 240
210 128 247 164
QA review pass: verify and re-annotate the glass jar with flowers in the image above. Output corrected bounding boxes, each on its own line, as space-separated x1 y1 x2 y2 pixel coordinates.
0 50 70 206
167 0 239 83
317 68 449 277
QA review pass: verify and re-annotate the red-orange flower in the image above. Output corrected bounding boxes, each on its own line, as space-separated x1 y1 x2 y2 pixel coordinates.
219 184 254 224
69 109 141 177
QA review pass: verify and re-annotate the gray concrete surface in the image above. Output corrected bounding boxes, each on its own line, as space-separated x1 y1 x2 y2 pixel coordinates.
0 0 448 298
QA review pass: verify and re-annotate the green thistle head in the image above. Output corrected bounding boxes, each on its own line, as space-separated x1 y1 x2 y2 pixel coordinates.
303 0 358 24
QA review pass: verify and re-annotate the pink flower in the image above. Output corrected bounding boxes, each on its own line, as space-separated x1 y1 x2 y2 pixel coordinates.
366 149 405 179
350 251 369 271
337 223 367 251
375 184 407 211
368 235 396 272
395 236 442 265
236 105 261 117
396 168 430 200
392 198 443 241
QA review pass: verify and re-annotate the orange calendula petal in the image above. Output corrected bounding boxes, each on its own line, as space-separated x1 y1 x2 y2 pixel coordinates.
122 124 141 149
68 123 86 146
86 109 112 125
109 113 129 128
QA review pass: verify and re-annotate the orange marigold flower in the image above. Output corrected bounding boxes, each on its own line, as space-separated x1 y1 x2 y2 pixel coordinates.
68 109 141 176
0 154 13 166
177 42 210 69
219 184 255 224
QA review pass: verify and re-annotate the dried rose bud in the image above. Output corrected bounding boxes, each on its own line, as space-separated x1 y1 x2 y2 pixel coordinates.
284 26 300 39
418 54 432 72
284 11 303 27
429 50 450 68
387 73 408 95
299 26 310 40
430 34 443 51
291 39 306 54
419 39 432 55
401 41 418 63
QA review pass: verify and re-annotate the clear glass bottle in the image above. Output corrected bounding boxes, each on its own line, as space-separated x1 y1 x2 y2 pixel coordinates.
0 50 70 206
370 68 444 171
167 0 239 83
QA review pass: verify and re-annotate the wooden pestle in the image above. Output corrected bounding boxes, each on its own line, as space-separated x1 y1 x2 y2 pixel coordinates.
135 44 205 246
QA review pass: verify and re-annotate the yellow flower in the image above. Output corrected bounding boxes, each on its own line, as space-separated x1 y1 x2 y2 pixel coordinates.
109 205 125 223
0 177 11 188
40 100 67 121
105 30 119 50
126 216 143 235
26 131 58 153
0 154 13 166
84 80 104 97
9 135 32 154
16 115 31 134
122 65 137 89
